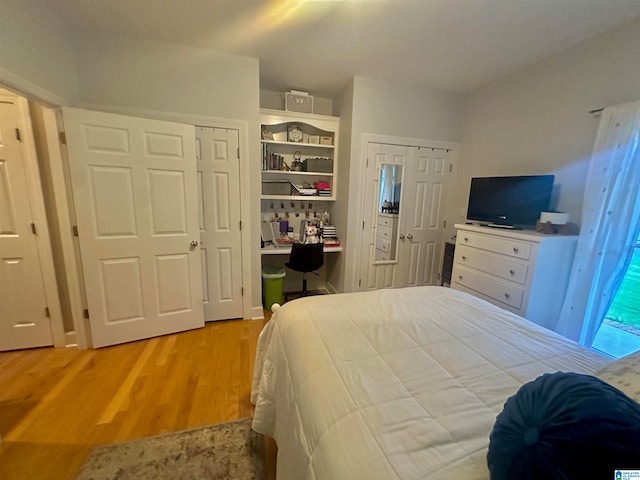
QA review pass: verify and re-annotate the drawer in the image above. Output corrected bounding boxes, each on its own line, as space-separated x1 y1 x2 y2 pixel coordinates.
377 216 394 228
452 265 524 310
377 224 392 240
456 231 532 260
455 245 529 285
376 238 391 253
375 249 389 261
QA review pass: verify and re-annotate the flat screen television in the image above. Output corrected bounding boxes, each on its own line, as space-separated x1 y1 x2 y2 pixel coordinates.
466 175 554 228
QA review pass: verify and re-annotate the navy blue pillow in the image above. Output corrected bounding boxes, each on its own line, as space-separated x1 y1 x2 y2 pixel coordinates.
487 372 640 479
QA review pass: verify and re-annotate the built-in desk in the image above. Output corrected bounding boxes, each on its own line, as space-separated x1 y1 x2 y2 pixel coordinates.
261 245 343 255
260 243 343 296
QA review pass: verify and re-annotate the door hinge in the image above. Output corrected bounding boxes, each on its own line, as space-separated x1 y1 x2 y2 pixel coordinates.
366 157 369 168
362 221 365 230
72 225 79 236
59 131 67 145
83 309 90 319
15 128 21 142
358 278 362 287
241 286 244 296
449 164 453 173
237 147 240 159
443 220 447 228
31 223 37 235
45 307 50 318
239 220 242 230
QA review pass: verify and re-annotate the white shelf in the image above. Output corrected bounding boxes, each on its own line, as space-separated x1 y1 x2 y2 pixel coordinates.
261 140 334 149
261 195 335 201
262 170 334 177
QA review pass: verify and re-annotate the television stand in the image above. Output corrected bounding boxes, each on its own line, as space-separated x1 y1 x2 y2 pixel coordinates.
486 223 523 230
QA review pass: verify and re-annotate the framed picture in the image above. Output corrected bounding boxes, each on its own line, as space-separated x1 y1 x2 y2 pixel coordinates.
287 123 303 143
261 126 273 140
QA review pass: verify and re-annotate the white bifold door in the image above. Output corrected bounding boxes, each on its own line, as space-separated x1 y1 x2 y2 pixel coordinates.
64 108 204 348
359 141 451 291
196 126 243 321
0 99 53 350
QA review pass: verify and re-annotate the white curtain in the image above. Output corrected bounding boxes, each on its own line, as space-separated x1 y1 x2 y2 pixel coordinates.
556 100 640 347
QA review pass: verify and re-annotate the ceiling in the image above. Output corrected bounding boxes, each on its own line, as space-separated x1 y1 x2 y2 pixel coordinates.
38 0 640 97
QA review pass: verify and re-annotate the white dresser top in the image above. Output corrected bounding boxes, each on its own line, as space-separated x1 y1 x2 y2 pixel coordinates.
454 223 577 243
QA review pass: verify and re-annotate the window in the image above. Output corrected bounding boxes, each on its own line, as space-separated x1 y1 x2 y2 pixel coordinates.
592 233 640 358
606 235 640 331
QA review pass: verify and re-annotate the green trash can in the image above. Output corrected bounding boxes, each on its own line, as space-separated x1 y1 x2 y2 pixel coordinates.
262 267 286 310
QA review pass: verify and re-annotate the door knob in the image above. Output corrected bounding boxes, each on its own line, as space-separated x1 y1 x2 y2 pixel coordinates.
407 234 413 240
189 240 200 250
399 234 405 240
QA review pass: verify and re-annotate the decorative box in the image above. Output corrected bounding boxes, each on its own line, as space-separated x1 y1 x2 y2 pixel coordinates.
303 157 333 173
262 180 296 196
285 91 314 114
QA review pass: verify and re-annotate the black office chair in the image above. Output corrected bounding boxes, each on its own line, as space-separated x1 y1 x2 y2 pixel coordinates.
285 242 324 301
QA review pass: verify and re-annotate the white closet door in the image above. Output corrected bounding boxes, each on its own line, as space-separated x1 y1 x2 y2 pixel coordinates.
359 142 407 290
399 147 451 287
64 108 203 348
0 99 52 351
196 126 243 321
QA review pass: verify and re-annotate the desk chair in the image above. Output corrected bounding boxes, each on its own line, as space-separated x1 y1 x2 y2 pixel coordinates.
285 242 324 301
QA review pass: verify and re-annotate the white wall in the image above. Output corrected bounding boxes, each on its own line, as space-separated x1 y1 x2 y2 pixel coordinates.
451 16 640 232
75 32 259 121
74 31 265 318
0 0 79 104
331 79 355 292
260 89 333 116
338 76 464 291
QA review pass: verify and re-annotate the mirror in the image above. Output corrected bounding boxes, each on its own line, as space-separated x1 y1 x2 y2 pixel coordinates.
374 163 403 263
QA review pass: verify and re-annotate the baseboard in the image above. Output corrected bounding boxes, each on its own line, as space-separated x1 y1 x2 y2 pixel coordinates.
250 305 265 320
325 281 339 294
64 330 78 348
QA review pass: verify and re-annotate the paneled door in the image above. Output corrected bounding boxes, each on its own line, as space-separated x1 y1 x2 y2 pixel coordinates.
358 141 451 291
400 147 451 287
196 126 243 320
359 142 408 290
64 108 204 348
0 99 53 351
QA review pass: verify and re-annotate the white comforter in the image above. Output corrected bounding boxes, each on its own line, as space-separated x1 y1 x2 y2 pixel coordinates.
251 286 610 479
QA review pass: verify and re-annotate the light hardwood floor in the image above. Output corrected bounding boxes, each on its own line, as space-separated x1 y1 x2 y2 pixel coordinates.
0 318 268 480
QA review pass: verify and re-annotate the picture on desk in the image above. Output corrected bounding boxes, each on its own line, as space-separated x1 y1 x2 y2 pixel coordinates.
261 222 292 247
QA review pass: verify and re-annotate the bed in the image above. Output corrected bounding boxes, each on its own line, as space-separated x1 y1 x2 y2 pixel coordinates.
251 286 616 479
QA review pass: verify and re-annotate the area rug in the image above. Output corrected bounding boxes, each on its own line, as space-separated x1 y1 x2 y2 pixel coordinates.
76 418 264 480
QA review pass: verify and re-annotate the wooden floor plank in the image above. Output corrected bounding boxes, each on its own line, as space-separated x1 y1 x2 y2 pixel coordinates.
0 318 266 480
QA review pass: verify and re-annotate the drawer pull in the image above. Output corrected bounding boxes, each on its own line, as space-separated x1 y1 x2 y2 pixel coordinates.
513 247 519 253
504 293 511 299
458 275 463 280
462 256 467 261
464 237 469 242
509 269 515 275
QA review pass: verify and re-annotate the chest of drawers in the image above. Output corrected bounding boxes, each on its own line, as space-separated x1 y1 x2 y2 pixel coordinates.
451 224 577 330
374 214 398 261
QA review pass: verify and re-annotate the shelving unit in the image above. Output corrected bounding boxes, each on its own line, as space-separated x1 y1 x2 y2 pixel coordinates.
260 109 339 202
